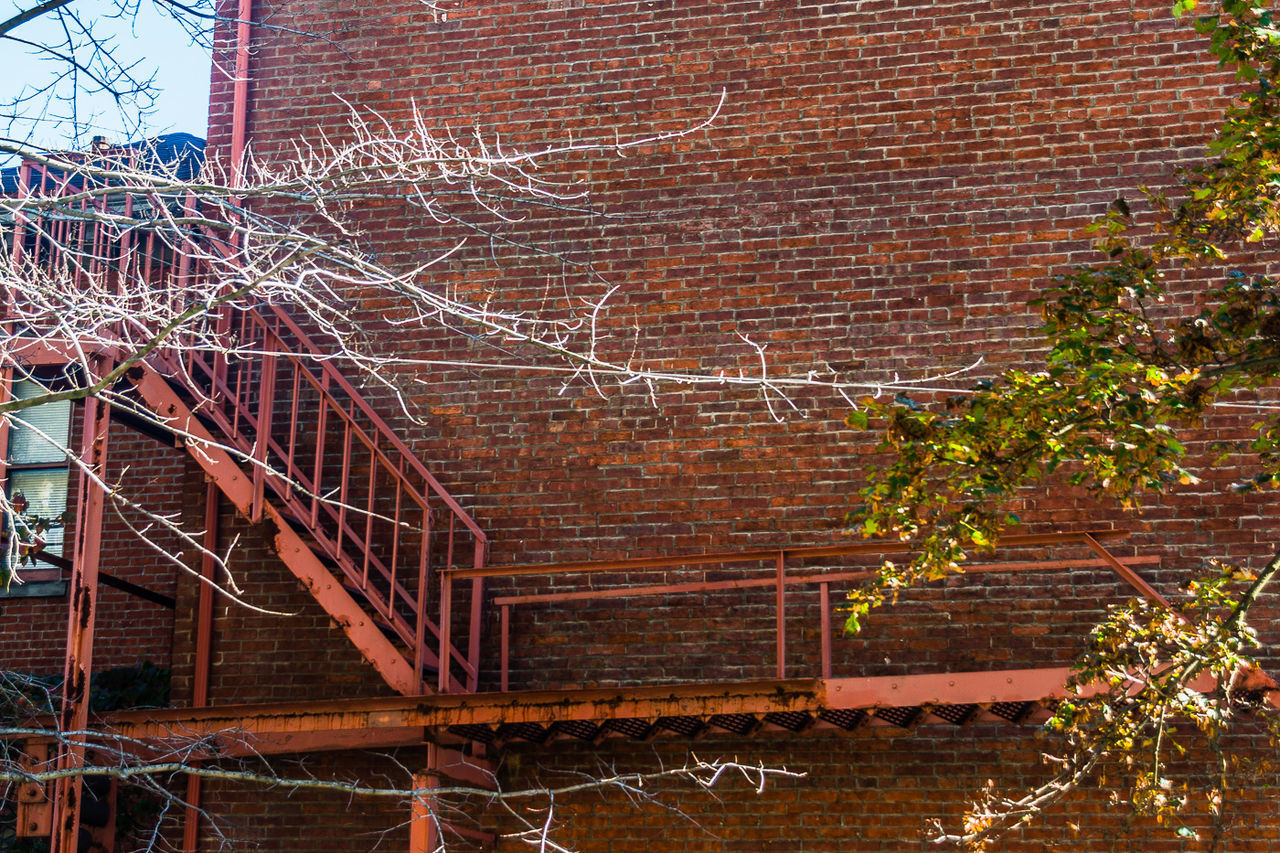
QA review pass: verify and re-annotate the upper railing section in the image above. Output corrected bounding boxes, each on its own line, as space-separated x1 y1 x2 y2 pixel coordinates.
445 530 1157 693
1 141 487 694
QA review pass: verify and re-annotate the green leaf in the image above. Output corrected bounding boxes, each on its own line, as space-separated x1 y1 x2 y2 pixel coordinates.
847 409 869 430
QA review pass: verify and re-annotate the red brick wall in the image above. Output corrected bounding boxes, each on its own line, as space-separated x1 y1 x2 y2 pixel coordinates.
494 725 1280 852
174 0 1280 849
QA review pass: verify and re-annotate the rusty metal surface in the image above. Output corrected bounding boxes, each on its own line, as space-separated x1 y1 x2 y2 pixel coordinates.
483 531 1155 692
95 668 1092 757
53 389 112 853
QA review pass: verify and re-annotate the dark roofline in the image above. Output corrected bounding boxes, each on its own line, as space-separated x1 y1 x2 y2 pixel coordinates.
1 133 207 195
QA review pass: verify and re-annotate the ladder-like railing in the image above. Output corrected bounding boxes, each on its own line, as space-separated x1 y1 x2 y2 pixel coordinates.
155 298 488 693
3 151 487 694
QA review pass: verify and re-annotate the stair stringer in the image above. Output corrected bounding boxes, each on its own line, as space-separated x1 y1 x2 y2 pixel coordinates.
128 366 422 696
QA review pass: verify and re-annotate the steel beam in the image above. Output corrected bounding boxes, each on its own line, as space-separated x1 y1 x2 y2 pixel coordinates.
183 484 221 853
98 668 1097 753
52 391 112 853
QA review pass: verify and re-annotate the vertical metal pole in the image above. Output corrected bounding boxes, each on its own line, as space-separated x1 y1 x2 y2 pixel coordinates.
467 542 483 693
775 551 786 679
414 502 431 694
51 391 112 853
182 484 220 853
820 582 832 679
409 744 441 853
250 352 275 523
438 575 452 694
229 0 254 190
500 604 509 693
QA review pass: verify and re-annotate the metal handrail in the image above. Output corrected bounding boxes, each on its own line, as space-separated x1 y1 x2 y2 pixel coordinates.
4 155 487 693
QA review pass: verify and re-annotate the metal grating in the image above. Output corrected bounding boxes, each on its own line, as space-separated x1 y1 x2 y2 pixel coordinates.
762 711 813 732
600 718 654 740
655 716 706 737
447 724 495 744
988 701 1034 723
495 722 550 744
1237 690 1269 708
817 708 866 731
929 704 978 726
873 706 922 729
549 720 601 742
708 713 759 736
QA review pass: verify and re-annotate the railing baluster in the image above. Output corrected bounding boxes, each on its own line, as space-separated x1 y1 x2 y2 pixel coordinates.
820 582 832 679
312 371 329 529
337 417 353 560
389 464 403 605
415 501 431 694
363 436 375 590
286 367 301 488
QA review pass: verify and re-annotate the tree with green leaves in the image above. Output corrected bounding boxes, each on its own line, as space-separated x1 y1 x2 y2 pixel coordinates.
850 1 1280 848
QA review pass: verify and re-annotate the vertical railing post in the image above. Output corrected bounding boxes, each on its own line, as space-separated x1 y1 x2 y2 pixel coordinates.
467 539 484 693
414 503 431 694
309 372 329 530
500 604 510 693
820 581 832 679
51 387 112 853
438 570 452 694
775 550 786 679
250 349 276 523
409 746 442 853
183 484 220 853
9 163 31 273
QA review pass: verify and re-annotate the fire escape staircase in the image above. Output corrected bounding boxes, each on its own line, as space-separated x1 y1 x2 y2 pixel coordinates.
5 152 488 698
130 302 488 697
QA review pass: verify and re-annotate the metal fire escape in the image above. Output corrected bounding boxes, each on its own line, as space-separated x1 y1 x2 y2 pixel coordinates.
2 146 489 852
6 145 1268 853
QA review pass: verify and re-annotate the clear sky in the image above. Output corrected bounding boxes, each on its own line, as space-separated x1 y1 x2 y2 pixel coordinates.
1 0 212 148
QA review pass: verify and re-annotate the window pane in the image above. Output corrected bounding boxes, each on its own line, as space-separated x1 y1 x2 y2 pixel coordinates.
10 468 68 556
8 381 71 465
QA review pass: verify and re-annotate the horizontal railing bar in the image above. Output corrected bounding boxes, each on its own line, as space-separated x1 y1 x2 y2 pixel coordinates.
447 529 1130 580
491 555 1163 607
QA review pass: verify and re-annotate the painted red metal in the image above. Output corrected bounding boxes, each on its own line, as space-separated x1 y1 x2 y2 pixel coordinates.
478 533 1157 690
408 768 439 853
15 741 52 837
6 138 488 700
410 745 496 853
52 387 113 853
819 582 832 679
97 667 1090 753
489 555 1161 607
127 367 441 695
1081 533 1173 609
775 550 786 679
229 0 253 188
182 484 221 853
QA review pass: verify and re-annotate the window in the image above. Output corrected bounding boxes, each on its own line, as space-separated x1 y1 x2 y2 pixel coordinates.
6 379 71 558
